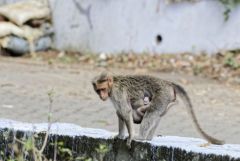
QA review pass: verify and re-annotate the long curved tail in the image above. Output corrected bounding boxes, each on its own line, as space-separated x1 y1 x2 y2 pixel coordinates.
173 83 224 145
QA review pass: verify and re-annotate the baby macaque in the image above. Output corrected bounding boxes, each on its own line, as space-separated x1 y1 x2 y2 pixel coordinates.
131 91 151 124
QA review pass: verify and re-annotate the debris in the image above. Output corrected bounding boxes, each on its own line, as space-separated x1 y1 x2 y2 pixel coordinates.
98 52 108 67
0 0 53 56
2 104 14 109
2 36 52 56
0 0 50 26
0 22 25 38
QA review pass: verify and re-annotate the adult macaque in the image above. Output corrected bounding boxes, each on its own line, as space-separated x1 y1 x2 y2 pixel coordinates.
92 72 224 147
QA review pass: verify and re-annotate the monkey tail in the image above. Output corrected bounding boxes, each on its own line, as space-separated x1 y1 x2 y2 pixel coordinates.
173 83 224 145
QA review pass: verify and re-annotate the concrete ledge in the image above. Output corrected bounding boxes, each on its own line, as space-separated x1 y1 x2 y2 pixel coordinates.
0 119 239 161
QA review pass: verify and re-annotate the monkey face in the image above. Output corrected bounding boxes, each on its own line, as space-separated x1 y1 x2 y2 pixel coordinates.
95 82 109 101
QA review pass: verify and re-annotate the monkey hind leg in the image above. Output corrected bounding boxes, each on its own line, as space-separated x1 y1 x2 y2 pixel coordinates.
160 100 179 117
138 110 162 140
146 117 161 140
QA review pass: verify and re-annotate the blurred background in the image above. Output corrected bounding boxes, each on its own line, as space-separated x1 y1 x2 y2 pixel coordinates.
0 0 239 144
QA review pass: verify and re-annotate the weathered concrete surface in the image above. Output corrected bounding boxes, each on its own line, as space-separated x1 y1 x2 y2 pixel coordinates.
1 0 240 54
0 119 239 161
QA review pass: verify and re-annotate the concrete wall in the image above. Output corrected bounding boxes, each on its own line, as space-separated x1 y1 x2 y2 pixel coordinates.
49 0 240 54
1 0 240 54
0 119 239 161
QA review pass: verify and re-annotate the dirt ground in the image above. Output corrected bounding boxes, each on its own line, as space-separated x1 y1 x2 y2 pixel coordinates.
0 56 239 144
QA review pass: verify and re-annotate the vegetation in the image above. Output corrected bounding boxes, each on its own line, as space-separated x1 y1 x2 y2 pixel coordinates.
0 89 55 161
35 50 240 87
219 0 240 20
0 89 110 161
165 0 240 21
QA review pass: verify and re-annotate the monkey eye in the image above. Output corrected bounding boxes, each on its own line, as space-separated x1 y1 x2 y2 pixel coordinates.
96 88 107 94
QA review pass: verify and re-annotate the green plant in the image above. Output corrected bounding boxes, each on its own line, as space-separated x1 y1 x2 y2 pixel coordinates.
9 89 55 161
95 144 109 161
95 144 109 155
52 141 73 161
165 0 240 21
193 65 203 75
224 54 240 69
218 0 240 20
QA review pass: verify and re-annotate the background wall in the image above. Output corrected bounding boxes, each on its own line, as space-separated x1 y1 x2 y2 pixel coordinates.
1 0 240 54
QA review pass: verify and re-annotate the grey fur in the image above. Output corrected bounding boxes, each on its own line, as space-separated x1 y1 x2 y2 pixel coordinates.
92 73 224 147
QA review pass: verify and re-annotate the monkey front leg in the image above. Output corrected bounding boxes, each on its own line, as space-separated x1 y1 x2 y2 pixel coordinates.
114 89 134 148
117 112 134 148
116 112 126 139
124 112 134 148
116 111 134 148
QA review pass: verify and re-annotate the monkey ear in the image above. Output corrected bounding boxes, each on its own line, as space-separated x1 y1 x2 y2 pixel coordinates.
92 82 97 90
108 76 113 82
108 76 113 87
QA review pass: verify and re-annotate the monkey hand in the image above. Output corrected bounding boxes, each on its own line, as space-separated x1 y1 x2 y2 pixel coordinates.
126 137 132 149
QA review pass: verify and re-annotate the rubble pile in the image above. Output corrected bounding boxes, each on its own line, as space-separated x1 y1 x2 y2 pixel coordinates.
0 0 53 56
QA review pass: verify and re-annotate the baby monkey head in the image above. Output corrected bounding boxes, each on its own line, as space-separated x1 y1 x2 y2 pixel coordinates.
92 72 113 101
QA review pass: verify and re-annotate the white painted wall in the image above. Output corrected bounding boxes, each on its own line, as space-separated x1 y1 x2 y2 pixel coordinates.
1 0 240 54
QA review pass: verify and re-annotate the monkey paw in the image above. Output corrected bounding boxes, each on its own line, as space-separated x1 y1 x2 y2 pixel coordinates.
126 138 132 149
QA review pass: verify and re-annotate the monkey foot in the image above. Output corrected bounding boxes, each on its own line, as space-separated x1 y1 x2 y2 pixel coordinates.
126 138 132 149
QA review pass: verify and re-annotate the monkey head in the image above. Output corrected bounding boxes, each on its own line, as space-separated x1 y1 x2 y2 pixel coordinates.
92 72 113 101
